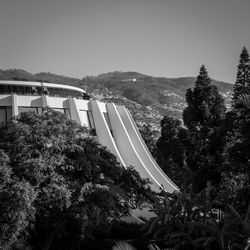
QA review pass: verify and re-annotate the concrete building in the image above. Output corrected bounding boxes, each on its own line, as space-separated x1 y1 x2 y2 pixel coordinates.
0 80 178 193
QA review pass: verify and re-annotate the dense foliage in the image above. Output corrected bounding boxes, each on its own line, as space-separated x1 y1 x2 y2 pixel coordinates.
139 124 159 155
155 65 226 192
148 48 250 250
142 186 250 250
154 116 187 189
0 110 151 250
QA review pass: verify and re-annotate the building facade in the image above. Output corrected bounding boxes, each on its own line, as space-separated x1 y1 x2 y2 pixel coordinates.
0 80 178 193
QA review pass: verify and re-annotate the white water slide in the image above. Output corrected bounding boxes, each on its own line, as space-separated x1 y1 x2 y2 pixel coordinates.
90 100 179 193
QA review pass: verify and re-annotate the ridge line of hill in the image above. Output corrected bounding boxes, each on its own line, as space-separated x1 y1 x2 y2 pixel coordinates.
0 69 233 131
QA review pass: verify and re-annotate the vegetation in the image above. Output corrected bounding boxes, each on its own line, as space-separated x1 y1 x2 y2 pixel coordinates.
139 124 159 155
154 116 186 189
142 186 250 250
0 110 152 250
148 47 250 250
232 47 250 107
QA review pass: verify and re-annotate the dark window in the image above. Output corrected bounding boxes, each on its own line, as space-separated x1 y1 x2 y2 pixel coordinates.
18 107 40 114
0 107 12 124
36 87 43 95
43 87 49 95
0 84 36 95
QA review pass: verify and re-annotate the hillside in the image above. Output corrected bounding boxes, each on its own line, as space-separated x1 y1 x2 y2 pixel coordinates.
0 69 233 131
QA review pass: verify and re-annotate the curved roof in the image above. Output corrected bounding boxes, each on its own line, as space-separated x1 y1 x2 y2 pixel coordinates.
0 80 86 93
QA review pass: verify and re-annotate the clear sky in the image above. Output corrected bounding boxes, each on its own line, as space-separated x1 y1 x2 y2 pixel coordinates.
0 0 250 83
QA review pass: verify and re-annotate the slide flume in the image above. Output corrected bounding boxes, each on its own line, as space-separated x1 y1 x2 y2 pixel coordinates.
116 106 179 193
90 100 178 193
107 103 178 193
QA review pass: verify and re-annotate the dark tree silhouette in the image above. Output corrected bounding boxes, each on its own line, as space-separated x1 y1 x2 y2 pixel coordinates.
224 48 250 187
155 116 187 189
182 65 226 192
232 47 250 109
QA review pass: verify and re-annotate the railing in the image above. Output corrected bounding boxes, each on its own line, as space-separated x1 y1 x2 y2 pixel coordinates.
0 84 91 100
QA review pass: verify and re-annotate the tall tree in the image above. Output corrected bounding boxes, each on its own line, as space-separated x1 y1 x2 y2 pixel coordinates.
222 47 250 189
182 65 226 192
183 65 226 130
232 47 250 109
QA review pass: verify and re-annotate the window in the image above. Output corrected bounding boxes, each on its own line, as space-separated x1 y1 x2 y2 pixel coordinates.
0 107 12 125
43 87 49 95
18 107 70 118
0 84 34 95
18 107 43 114
36 87 43 95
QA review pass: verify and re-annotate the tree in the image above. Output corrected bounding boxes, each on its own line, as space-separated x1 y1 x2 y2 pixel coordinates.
139 124 159 154
232 47 250 109
0 109 151 250
182 65 226 192
143 187 249 250
0 150 36 250
183 65 226 130
155 116 187 189
223 47 250 189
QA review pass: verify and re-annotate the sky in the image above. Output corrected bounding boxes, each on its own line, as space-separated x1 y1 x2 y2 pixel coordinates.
0 0 250 83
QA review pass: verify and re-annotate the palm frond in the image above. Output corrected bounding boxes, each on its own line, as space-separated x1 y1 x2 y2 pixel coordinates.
148 242 161 250
112 241 136 250
203 236 217 247
236 94 250 108
169 232 187 239
227 204 241 217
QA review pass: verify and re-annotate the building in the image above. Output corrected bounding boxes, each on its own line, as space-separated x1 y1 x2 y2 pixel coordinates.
0 80 178 193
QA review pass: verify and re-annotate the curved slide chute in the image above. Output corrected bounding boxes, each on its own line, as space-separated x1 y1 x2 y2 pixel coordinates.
90 100 126 167
106 103 162 192
116 106 179 193
90 100 178 193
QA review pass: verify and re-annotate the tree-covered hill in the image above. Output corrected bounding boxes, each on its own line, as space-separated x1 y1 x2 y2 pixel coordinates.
0 69 233 130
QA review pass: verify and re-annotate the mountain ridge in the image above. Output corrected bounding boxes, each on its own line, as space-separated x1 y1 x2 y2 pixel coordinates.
0 69 233 131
